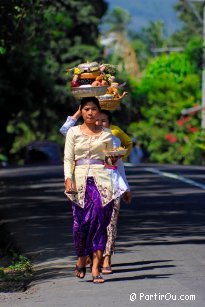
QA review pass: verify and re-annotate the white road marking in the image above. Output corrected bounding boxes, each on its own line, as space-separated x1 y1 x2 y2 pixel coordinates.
144 167 205 190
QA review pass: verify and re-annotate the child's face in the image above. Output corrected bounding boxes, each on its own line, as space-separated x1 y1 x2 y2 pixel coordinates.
96 113 110 128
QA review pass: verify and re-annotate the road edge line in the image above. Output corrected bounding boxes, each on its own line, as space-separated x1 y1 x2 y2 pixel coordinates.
144 167 205 190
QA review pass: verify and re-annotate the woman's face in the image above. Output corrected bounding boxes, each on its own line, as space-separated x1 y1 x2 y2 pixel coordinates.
96 113 110 128
81 101 100 124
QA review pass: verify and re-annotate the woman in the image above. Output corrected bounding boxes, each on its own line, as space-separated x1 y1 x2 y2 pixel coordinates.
64 97 116 284
61 107 132 274
96 110 132 274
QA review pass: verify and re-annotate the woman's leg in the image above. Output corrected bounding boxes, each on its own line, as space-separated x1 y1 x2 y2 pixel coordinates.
75 256 86 278
72 204 88 278
92 250 104 283
72 176 114 280
84 177 114 281
85 178 114 254
102 199 120 273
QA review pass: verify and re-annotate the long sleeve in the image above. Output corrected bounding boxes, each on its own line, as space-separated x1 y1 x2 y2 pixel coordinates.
112 135 121 148
64 128 75 180
117 158 130 191
59 116 77 136
110 124 132 161
112 135 130 191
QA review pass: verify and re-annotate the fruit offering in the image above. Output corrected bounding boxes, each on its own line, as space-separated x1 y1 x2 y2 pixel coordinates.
103 147 127 156
68 62 117 88
99 83 128 100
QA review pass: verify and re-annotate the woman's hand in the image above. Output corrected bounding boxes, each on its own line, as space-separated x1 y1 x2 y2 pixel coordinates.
65 178 75 193
106 155 123 165
109 155 118 165
72 106 82 120
122 191 132 204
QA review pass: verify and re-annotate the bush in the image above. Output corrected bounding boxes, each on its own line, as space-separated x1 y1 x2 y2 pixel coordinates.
128 52 202 164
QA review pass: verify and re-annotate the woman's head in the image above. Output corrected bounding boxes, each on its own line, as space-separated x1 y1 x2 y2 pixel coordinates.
80 97 101 124
96 110 112 128
80 97 101 110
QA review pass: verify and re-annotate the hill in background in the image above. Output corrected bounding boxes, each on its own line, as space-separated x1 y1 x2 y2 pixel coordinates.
105 0 181 35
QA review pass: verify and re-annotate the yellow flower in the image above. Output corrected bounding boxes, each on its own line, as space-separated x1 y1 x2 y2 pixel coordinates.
74 68 82 74
90 66 99 72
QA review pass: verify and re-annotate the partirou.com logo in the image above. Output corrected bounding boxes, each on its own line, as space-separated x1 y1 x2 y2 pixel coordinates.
130 292 196 302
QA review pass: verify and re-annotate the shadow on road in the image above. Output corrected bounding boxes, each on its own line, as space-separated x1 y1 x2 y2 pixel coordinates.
1 165 205 286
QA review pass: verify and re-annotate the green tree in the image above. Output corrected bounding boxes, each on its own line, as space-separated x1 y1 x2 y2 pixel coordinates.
184 35 203 74
0 0 108 163
128 52 202 164
171 0 203 45
104 6 131 34
141 20 166 50
102 7 140 79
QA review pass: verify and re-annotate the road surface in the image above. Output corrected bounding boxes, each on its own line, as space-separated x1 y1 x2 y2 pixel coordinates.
0 163 205 306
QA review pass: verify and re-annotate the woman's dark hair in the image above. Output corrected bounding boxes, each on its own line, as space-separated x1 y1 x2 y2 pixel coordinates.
100 110 112 124
80 97 101 110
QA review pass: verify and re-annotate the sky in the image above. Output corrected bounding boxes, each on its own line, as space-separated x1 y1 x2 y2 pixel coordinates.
104 0 181 35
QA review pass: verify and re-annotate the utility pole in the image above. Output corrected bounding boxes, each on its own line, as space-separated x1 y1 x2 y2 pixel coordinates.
202 3 205 128
151 47 184 55
188 0 205 128
202 2 205 128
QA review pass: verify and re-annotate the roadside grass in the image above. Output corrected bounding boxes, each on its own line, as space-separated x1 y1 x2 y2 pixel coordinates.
0 224 33 292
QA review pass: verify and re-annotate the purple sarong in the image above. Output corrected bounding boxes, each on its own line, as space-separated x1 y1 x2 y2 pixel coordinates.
72 177 114 257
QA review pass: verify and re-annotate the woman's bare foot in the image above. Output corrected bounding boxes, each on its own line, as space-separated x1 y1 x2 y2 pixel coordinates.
102 255 112 274
92 266 104 283
92 250 104 283
92 275 104 283
103 255 111 267
75 256 86 278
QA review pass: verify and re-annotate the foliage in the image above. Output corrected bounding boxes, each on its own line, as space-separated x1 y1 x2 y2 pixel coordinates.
0 223 32 292
171 0 203 45
0 251 32 292
130 20 167 71
0 0 108 163
102 7 140 81
124 0 204 165
0 252 32 274
184 35 203 73
127 52 202 164
1 0 204 165
140 20 166 50
131 37 150 70
103 6 131 34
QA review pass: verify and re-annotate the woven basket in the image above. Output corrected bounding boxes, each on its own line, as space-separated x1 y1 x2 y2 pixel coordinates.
99 98 121 110
71 86 108 99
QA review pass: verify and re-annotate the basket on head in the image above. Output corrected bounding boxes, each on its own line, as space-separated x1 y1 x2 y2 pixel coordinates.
71 86 108 99
99 98 121 110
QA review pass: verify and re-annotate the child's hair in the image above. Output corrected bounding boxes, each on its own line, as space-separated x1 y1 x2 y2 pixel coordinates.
100 110 112 123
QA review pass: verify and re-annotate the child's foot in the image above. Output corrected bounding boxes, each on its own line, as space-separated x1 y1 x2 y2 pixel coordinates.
101 266 112 274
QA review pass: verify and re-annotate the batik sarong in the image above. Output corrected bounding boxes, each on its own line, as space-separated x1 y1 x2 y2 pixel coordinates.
72 177 114 257
103 198 120 256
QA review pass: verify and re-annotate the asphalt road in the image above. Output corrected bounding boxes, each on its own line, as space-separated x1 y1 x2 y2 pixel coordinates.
0 163 205 307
